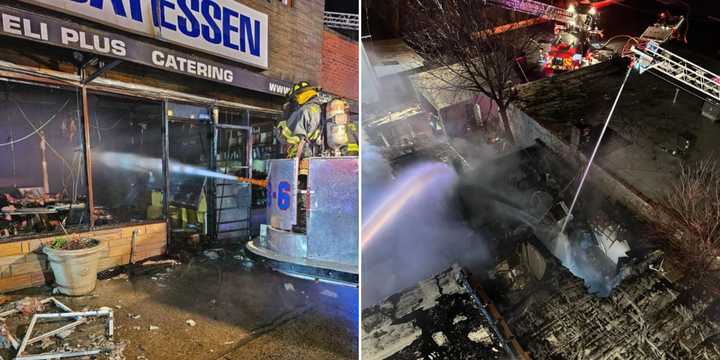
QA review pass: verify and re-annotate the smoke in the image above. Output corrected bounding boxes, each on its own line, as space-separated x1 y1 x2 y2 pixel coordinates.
95 151 237 181
361 144 491 307
454 146 630 297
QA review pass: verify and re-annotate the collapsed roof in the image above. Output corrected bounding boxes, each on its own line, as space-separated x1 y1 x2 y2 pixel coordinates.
362 265 511 359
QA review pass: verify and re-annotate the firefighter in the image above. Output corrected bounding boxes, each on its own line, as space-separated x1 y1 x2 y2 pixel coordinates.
324 98 359 157
277 81 323 159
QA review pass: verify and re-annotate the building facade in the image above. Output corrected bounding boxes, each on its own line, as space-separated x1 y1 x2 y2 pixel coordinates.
0 0 355 292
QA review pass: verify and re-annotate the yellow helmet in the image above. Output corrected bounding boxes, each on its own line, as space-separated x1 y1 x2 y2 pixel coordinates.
287 81 310 99
286 81 319 106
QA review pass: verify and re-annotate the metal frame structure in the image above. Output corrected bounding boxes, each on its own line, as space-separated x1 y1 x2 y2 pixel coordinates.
15 309 114 360
631 41 720 103
483 0 572 24
639 17 684 43
214 120 254 242
0 297 115 360
323 11 359 31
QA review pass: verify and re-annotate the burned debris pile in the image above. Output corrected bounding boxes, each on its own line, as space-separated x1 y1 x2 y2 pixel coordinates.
362 265 508 360
502 249 720 359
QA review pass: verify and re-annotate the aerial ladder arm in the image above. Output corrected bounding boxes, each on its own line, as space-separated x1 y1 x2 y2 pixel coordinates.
631 41 720 103
483 0 573 24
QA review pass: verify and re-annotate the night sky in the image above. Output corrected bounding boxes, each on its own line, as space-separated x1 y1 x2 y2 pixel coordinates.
326 0 358 14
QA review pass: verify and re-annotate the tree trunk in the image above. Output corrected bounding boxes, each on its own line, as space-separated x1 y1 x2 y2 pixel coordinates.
498 106 516 144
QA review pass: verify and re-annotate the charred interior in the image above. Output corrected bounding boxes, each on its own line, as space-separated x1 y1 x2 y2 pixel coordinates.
0 79 282 242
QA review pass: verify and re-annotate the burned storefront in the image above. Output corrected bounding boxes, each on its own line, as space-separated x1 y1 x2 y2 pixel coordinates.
0 0 332 292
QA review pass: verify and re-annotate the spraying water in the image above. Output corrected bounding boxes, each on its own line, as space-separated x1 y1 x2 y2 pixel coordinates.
362 162 455 249
544 64 633 295
95 151 237 181
361 155 491 306
560 66 633 235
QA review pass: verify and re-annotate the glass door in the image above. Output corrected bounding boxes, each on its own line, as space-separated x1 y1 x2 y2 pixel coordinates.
214 124 252 242
165 102 213 243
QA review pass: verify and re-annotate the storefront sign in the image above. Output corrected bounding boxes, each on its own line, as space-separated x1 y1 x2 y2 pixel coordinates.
0 6 291 96
20 0 268 69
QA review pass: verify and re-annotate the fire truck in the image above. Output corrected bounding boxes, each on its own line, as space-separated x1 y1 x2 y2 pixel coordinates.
484 0 603 74
544 1 604 74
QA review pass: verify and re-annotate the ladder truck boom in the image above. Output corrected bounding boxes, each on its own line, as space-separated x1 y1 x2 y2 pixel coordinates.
484 0 573 24
632 41 720 103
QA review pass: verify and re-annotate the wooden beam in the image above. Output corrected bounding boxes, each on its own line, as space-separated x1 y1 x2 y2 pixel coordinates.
80 86 96 228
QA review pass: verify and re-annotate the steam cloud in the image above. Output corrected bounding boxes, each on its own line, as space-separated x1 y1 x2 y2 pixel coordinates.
361 143 491 307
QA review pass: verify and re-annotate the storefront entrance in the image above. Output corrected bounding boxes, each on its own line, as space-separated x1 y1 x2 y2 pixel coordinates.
215 125 252 242
165 102 214 245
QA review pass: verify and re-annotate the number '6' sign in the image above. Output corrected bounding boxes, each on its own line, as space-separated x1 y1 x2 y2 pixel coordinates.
267 181 292 211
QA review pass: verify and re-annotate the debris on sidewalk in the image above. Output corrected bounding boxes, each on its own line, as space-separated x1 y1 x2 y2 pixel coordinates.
0 322 13 349
141 259 180 267
185 320 196 327
0 297 123 360
109 273 129 281
148 325 160 331
202 249 222 261
15 298 45 316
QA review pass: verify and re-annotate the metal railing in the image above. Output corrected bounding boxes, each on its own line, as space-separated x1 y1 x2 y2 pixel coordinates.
324 11 359 31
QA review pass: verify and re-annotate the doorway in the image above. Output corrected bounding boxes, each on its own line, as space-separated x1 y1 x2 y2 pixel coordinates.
214 124 252 242
166 102 213 244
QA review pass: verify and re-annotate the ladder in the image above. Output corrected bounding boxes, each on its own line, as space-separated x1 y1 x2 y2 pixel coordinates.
631 41 720 103
324 11 359 31
484 0 573 24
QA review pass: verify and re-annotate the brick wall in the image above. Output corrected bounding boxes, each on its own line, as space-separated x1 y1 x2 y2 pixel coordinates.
0 222 166 292
240 0 326 85
321 29 359 100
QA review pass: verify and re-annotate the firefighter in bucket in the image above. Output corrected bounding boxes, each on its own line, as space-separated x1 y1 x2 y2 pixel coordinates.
277 81 358 160
277 81 324 160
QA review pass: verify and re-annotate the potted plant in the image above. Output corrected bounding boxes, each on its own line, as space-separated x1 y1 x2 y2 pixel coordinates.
43 236 103 296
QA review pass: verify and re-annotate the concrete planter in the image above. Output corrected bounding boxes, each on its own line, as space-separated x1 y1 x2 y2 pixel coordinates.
43 240 103 296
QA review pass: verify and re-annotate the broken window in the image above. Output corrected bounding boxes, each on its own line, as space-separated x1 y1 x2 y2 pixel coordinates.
0 81 87 239
88 92 164 224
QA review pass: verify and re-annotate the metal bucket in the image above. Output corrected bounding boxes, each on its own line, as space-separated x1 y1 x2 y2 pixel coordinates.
248 157 359 286
43 240 103 296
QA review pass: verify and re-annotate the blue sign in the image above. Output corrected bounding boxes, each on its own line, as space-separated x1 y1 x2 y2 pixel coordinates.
21 0 269 69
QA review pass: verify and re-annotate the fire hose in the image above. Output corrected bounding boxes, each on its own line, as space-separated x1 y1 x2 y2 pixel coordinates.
235 177 268 188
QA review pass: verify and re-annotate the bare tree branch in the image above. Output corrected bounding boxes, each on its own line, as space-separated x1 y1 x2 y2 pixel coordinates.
654 158 720 286
403 0 542 143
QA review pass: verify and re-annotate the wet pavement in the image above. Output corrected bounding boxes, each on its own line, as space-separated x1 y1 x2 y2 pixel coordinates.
3 250 359 360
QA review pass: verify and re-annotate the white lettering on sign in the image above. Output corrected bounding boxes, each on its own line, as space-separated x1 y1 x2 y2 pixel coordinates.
151 50 233 82
59 27 127 56
268 82 291 96
2 13 48 40
3 14 23 36
20 0 268 69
